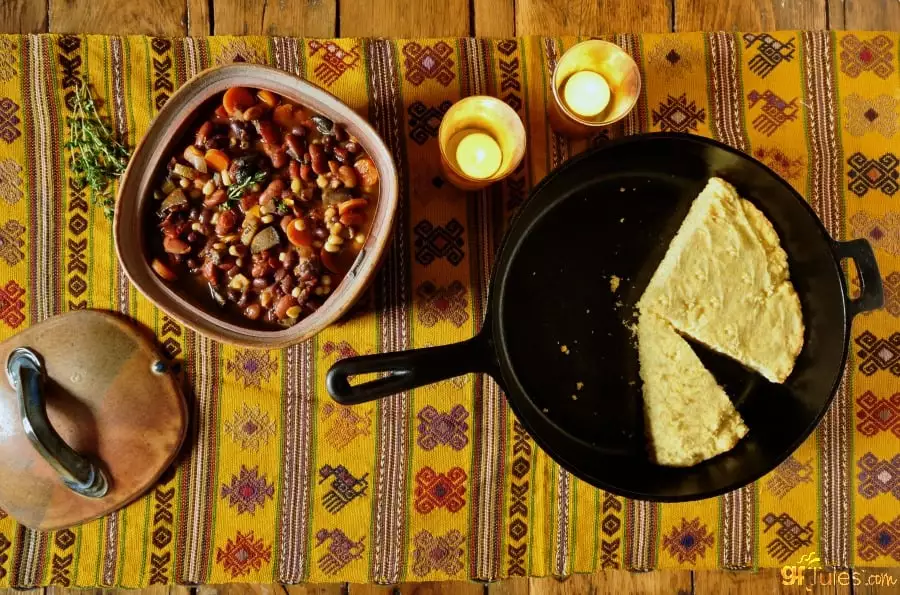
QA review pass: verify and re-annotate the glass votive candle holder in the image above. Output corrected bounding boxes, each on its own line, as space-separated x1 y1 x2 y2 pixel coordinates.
438 96 526 191
549 40 642 138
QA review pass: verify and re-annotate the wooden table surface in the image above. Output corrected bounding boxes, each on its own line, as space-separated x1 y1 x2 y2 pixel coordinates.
1 0 898 593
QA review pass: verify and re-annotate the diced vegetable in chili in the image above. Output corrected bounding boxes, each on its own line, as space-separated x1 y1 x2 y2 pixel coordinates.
147 87 378 329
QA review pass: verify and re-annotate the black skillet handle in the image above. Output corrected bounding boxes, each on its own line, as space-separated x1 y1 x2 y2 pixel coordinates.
834 238 884 320
326 332 498 405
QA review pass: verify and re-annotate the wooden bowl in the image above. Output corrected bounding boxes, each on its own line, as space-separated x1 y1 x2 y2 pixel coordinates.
114 64 398 348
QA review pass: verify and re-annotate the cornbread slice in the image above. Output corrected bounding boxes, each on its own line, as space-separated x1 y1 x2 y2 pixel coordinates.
638 177 803 383
637 311 748 466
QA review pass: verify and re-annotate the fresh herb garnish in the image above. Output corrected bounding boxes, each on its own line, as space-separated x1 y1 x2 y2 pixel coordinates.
274 199 289 215
227 169 267 201
64 83 130 220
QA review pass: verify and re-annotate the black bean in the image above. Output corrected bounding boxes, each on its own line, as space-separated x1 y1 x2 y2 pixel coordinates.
252 277 269 290
313 227 328 239
291 125 307 137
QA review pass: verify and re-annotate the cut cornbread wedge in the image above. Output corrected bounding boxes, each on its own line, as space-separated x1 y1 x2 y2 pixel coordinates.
638 177 803 383
637 311 749 467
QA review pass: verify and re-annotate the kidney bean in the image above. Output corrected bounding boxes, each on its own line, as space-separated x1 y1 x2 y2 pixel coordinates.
284 133 305 161
163 236 191 254
280 275 294 293
328 160 340 175
263 144 288 169
333 125 348 142
344 141 360 154
244 303 262 320
201 260 218 283
187 231 200 243
241 192 260 211
313 227 328 240
310 144 328 175
337 165 358 188
333 146 349 163
288 160 302 180
251 260 270 278
299 163 313 182
204 189 227 208
195 121 213 146
243 104 268 122
274 295 297 320
216 209 238 235
255 119 281 145
259 179 286 206
251 277 269 290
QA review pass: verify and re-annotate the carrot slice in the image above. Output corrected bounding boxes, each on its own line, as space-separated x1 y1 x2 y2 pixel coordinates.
204 149 231 172
222 87 256 116
272 104 295 129
151 258 178 281
257 89 279 108
337 198 368 215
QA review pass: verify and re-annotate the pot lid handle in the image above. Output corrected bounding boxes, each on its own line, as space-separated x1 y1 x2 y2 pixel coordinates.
6 347 109 499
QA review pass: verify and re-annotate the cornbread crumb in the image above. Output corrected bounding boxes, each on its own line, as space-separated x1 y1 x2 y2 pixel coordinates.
609 275 621 292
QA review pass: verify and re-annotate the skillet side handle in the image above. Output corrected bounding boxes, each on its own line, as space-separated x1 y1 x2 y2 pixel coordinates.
326 333 497 405
834 239 884 320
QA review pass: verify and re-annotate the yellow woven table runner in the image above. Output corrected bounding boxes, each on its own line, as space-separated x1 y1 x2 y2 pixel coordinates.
0 33 897 587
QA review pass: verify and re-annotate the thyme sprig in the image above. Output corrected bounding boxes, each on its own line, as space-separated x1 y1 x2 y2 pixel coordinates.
64 83 130 220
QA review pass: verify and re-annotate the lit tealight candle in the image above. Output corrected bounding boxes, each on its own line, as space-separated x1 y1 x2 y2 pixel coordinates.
563 70 611 118
455 131 503 179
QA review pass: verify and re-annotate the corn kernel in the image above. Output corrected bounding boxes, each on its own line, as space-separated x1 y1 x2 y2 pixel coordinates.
322 286 331 295
178 178 190 189
291 286 302 298
330 222 344 236
291 178 301 193
213 242 225 250
314 286 325 295
202 180 215 196
228 245 240 257
321 275 332 286
260 291 273 308
235 258 244 267
324 242 340 253
261 214 274 224
283 197 295 207
294 219 306 231
191 222 203 232
250 183 261 193
327 234 344 245
316 175 328 189
286 306 301 318
221 170 233 186
260 202 275 215
211 212 220 225
228 274 249 289
324 207 336 220
355 233 365 244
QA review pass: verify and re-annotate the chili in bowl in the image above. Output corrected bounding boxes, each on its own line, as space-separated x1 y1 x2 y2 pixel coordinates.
115 64 398 348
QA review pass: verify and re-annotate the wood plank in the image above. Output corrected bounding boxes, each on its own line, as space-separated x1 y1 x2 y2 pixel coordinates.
339 0 470 37
474 0 516 37
0 0 48 33
674 0 826 30
186 0 210 36
48 0 187 35
844 0 900 30
694 568 850 595
515 0 671 35
488 577 529 595
212 0 336 37
528 571 693 595
349 582 483 595
853 568 900 595
827 0 846 28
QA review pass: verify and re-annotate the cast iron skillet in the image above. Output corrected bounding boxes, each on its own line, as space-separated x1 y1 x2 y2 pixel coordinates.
326 132 884 501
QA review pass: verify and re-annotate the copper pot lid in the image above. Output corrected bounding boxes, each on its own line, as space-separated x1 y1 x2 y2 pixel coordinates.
0 310 187 530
